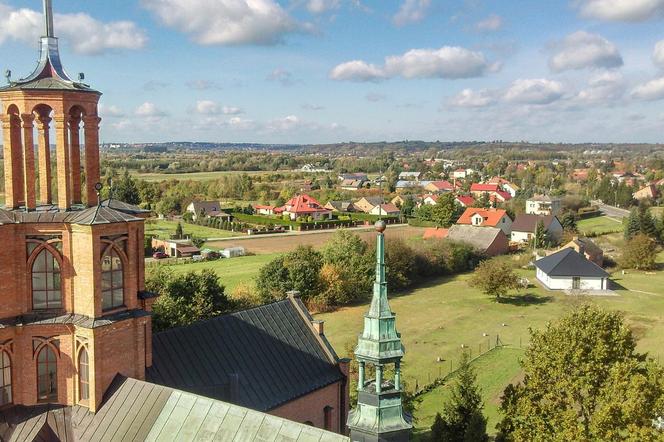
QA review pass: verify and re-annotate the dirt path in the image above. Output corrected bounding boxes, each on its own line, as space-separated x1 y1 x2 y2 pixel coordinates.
206 225 427 254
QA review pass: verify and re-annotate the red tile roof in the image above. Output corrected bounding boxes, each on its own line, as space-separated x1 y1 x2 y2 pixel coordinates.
470 183 500 192
427 180 454 191
457 208 509 227
455 195 475 206
281 194 330 214
491 190 513 202
423 228 449 240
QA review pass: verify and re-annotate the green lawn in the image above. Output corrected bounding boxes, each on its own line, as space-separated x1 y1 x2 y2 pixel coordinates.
577 215 623 235
132 170 272 182
413 347 524 440
317 263 664 435
145 219 239 241
146 253 279 291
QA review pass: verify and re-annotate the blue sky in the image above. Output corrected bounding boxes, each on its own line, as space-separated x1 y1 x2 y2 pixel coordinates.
1 0 664 144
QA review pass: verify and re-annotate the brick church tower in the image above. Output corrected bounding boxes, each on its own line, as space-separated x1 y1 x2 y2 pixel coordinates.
0 0 155 413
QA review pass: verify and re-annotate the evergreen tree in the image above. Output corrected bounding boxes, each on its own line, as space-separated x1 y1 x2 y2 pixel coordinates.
401 195 416 217
175 222 184 239
534 220 546 249
434 352 488 442
559 212 577 232
430 413 445 441
624 208 641 240
638 204 658 239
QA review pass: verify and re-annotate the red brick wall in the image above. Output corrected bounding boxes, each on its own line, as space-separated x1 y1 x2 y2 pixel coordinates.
269 380 347 434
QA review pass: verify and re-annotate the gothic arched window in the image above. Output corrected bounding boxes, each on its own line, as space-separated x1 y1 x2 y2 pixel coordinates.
31 248 62 310
37 346 57 402
78 347 89 401
101 249 124 311
0 351 11 406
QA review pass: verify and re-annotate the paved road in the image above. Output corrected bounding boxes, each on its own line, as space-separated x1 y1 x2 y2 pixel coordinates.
592 200 630 219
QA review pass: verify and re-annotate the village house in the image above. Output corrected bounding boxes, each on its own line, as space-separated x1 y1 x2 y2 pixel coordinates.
535 248 610 291
391 195 407 207
470 183 500 198
511 214 564 244
338 172 368 182
421 194 440 206
254 204 277 215
324 200 357 212
455 195 475 207
340 178 367 191
354 196 384 213
452 168 471 179
634 184 660 201
456 208 513 236
151 237 201 258
561 236 604 267
395 180 423 192
369 203 401 217
442 225 509 256
277 194 332 221
424 180 454 193
526 195 562 216
487 177 520 197
186 200 232 222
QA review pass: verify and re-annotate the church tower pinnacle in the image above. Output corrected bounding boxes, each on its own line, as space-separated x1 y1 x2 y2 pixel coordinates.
347 220 412 442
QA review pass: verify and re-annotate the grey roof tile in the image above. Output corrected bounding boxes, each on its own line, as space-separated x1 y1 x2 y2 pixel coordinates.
535 248 609 278
147 299 344 411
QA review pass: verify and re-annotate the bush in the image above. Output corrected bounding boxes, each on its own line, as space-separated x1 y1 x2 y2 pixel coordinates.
620 234 658 270
255 246 323 303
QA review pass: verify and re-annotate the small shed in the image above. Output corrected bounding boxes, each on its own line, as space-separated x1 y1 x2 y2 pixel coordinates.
535 248 610 291
221 247 246 258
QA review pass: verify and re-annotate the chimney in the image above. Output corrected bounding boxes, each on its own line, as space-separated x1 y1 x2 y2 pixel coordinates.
286 290 301 299
312 320 324 335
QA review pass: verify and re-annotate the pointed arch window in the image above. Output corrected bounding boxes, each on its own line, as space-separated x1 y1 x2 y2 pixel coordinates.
37 346 57 402
78 347 89 402
101 249 124 311
28 239 63 311
0 351 11 406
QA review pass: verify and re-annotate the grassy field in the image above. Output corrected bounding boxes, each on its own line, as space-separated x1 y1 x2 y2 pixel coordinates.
132 170 273 182
146 253 278 292
317 255 664 435
413 347 524 440
577 215 623 235
145 220 239 241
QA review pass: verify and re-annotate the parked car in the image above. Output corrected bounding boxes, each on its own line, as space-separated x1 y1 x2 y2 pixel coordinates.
152 251 168 259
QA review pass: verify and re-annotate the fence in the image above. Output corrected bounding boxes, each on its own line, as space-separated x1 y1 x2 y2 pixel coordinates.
407 334 527 397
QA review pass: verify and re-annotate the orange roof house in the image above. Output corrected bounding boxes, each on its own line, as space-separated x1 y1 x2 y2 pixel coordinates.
457 208 513 235
278 194 332 220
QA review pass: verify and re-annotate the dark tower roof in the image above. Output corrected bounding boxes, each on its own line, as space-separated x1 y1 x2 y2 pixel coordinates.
0 0 98 94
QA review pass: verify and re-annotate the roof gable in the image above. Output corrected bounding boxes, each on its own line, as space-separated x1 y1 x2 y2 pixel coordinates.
457 208 509 227
512 214 559 233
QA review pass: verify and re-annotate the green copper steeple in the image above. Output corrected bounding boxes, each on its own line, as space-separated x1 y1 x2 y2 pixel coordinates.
347 220 412 442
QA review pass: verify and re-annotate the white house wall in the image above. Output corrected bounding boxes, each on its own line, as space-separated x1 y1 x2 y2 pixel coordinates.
536 268 607 290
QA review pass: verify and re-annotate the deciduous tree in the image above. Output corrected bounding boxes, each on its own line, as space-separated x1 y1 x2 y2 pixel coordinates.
469 259 520 299
496 305 664 442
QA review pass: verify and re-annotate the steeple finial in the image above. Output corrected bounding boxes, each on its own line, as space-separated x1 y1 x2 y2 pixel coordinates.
43 0 55 38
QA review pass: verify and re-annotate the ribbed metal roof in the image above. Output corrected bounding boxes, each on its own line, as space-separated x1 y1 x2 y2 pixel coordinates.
147 298 344 412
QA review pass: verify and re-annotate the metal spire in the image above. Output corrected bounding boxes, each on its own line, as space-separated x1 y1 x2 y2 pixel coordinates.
43 0 55 38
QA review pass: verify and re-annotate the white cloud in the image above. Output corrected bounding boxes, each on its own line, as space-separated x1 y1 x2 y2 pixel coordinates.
654 40 664 68
266 68 298 86
632 77 664 100
393 0 431 26
504 79 566 104
99 104 125 118
475 14 503 32
576 71 625 103
384 47 492 79
142 0 300 45
268 115 301 131
549 31 623 72
195 100 243 115
135 102 167 117
0 3 146 55
329 60 385 82
330 46 493 81
574 0 664 22
228 117 255 130
306 0 340 14
449 88 496 107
